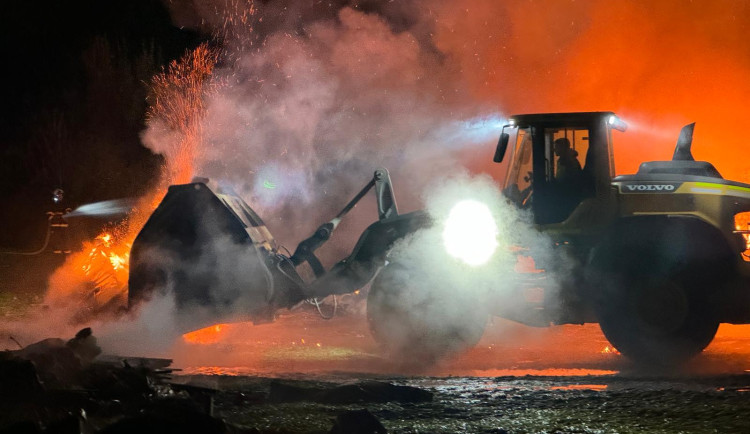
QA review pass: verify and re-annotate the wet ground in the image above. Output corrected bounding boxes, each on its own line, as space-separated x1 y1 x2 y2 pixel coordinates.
164 305 750 433
174 373 750 433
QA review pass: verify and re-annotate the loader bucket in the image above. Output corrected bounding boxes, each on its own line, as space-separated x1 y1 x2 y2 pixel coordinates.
128 180 304 330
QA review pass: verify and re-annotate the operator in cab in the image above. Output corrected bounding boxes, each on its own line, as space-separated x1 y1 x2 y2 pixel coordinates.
549 137 585 222
553 137 582 182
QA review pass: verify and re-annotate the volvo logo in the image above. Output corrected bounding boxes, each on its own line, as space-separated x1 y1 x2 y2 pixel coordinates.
621 183 680 193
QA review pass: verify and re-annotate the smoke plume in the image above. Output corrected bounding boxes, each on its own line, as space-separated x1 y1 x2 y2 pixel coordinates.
146 2 501 259
152 0 750 252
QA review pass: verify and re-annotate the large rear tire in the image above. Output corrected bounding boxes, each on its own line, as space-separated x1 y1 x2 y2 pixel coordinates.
367 263 487 363
590 219 727 365
596 272 718 365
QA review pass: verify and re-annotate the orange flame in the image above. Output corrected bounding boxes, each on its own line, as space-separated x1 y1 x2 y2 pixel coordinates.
183 323 232 345
45 43 221 319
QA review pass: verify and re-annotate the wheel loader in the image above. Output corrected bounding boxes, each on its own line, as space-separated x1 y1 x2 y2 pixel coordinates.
128 111 750 365
482 112 750 364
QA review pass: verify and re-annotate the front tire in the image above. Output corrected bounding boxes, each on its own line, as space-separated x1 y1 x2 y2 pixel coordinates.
367 263 487 363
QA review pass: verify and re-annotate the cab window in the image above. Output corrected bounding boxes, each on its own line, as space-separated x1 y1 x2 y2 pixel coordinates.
503 127 533 208
544 127 589 183
535 127 595 224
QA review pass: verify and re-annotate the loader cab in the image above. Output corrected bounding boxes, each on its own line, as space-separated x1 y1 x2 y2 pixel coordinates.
495 112 624 225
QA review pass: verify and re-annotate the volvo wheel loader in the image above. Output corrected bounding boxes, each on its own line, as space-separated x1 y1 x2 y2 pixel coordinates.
128 111 750 365
480 111 750 364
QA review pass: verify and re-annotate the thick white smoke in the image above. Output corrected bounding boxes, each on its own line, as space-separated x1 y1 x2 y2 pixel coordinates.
0 1 584 366
143 5 500 257
132 1 577 364
366 173 571 363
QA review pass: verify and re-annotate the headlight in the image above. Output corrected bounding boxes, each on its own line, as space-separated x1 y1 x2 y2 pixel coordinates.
607 115 628 132
442 200 498 266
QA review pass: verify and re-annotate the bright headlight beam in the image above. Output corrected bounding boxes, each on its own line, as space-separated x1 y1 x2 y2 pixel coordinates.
442 200 498 266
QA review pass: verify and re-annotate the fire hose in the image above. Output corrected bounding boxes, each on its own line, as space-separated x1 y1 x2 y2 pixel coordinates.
0 212 61 256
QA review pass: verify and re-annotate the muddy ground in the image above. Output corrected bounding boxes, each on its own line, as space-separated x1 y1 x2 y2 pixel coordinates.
164 307 750 433
174 373 750 433
4 302 750 433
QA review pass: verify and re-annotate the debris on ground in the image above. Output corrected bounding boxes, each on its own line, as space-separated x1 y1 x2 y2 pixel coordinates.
0 328 222 433
0 329 436 433
269 380 433 404
329 409 387 434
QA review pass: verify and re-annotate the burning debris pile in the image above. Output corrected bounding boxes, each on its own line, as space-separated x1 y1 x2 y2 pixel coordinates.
41 42 222 323
44 233 131 318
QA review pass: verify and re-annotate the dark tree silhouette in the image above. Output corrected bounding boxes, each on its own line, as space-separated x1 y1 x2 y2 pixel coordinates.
0 0 205 249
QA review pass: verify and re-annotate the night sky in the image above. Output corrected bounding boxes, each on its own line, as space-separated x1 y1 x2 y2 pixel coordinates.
0 0 203 248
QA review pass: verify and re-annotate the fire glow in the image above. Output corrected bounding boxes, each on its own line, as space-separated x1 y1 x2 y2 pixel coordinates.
183 323 232 345
45 43 220 315
736 212 750 260
35 1 750 371
81 233 130 289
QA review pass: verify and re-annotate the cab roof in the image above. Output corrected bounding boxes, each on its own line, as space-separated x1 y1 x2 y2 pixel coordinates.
509 111 615 127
